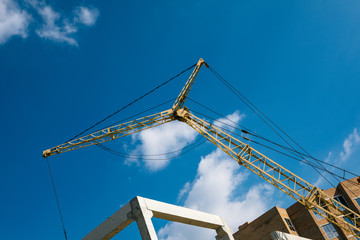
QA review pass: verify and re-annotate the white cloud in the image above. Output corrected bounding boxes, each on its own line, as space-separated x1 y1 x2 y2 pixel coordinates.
0 0 30 44
157 111 275 240
158 148 275 240
127 110 247 172
35 4 78 46
177 181 190 202
339 128 360 162
313 128 360 188
213 110 245 132
75 6 99 26
127 121 198 171
0 0 99 45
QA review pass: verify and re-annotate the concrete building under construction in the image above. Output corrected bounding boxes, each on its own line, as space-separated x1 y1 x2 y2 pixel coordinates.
234 177 360 240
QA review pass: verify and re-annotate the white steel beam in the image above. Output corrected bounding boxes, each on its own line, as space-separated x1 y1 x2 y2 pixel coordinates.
82 203 133 240
82 196 234 240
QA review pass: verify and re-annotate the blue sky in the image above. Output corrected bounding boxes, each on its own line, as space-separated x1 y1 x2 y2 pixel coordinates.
1 0 360 239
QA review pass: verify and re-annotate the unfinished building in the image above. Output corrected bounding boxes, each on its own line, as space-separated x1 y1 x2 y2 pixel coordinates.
234 177 360 240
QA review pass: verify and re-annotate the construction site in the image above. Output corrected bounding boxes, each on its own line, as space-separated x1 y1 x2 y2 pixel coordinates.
2 3 360 240
42 59 360 240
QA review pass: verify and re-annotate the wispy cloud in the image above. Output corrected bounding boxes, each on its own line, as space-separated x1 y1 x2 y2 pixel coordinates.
74 6 99 26
35 4 78 46
313 128 360 187
0 0 99 46
339 128 360 162
33 1 99 46
126 121 198 171
0 0 31 44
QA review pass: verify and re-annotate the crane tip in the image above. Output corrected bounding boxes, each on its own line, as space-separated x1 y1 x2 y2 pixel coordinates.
43 149 51 158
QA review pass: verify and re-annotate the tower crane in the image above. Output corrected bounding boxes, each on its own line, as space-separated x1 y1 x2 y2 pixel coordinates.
43 58 360 238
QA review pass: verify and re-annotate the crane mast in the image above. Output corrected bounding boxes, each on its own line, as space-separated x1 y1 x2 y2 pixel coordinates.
43 58 360 237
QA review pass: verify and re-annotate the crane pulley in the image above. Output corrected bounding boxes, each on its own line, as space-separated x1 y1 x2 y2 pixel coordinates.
43 58 360 237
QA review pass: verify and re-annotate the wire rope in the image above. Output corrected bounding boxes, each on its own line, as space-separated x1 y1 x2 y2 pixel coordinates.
188 104 359 179
101 98 175 130
47 159 68 240
207 119 360 186
207 65 336 187
207 65 360 192
97 137 207 161
66 63 196 142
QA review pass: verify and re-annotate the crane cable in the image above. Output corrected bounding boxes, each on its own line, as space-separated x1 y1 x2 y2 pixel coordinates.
188 100 359 180
46 63 196 240
93 98 208 160
101 98 176 130
47 159 68 240
207 119 360 186
66 63 197 143
207 65 360 193
97 137 206 161
209 67 355 194
99 95 355 182
213 120 358 186
207 65 335 187
191 108 353 180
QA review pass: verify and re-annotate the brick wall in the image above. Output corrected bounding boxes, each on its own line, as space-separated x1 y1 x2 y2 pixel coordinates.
233 207 296 240
233 177 360 240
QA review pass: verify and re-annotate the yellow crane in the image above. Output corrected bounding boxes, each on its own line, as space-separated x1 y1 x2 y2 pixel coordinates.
43 58 360 237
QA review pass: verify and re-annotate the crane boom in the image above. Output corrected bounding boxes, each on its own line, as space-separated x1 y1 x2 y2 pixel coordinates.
43 58 360 237
42 109 174 158
175 108 360 236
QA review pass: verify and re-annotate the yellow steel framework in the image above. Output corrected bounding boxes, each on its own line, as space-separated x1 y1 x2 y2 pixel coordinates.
43 58 360 237
42 109 174 158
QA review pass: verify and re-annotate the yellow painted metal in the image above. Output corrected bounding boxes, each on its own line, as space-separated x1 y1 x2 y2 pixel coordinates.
43 58 207 158
42 109 174 158
172 58 208 111
42 58 360 237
